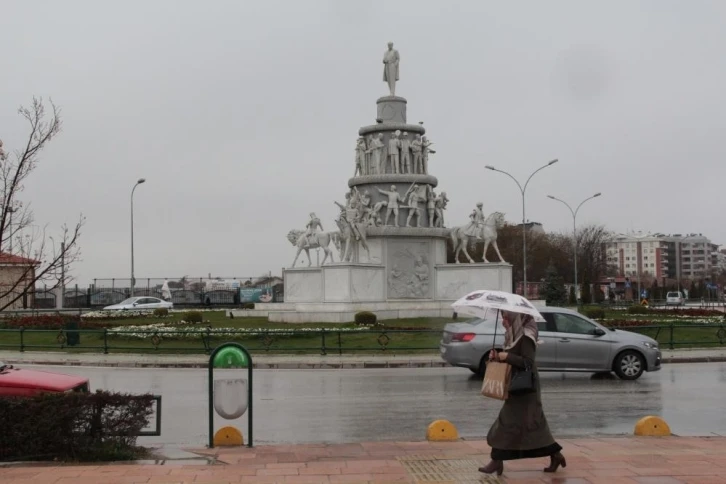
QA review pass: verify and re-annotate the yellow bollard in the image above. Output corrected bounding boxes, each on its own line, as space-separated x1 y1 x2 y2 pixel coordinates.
634 416 671 436
426 420 459 441
214 425 244 446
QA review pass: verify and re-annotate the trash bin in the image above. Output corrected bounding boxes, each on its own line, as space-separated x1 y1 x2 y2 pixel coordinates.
65 319 80 346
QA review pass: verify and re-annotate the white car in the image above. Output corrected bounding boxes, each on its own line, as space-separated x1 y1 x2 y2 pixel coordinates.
665 291 685 307
103 297 173 311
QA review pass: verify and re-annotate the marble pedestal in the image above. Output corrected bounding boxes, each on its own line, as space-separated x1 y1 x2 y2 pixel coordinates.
255 234 513 322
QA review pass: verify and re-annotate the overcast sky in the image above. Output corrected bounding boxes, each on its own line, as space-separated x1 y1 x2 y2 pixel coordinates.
2 0 726 286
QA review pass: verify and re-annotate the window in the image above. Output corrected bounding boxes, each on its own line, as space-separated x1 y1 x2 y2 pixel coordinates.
537 320 548 333
554 314 598 335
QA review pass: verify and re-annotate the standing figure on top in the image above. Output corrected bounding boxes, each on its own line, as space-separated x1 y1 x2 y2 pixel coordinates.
383 42 400 96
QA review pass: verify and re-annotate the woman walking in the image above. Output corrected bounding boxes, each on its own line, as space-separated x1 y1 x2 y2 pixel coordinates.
479 310 566 476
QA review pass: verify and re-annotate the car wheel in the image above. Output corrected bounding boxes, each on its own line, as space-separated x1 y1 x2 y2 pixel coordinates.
614 350 645 380
473 355 489 377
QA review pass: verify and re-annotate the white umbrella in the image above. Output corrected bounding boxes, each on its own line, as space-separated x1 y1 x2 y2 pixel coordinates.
161 280 172 301
451 289 543 320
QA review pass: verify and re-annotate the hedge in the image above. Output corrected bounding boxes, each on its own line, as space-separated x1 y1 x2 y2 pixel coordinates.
0 391 155 462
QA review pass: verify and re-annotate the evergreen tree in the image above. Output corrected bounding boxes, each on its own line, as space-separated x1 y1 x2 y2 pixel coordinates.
542 260 568 306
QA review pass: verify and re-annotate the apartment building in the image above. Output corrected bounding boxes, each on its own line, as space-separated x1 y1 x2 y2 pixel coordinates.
605 232 720 281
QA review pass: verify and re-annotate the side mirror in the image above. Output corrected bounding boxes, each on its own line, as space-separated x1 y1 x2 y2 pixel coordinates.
132 302 138 306
593 328 606 337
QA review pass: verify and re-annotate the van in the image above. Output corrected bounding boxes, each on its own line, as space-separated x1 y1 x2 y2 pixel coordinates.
666 291 686 307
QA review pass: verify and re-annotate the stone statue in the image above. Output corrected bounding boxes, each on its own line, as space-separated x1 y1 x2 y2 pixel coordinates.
304 212 324 248
463 203 485 239
287 229 339 268
422 136 435 174
365 133 385 175
450 212 506 264
365 135 374 174
412 255 430 297
411 134 423 173
383 42 400 96
369 200 388 226
434 191 449 228
400 132 412 174
354 137 366 176
376 185 406 226
387 130 401 174
426 186 436 227
405 183 424 227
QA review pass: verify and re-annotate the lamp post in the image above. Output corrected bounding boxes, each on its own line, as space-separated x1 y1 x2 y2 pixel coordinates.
547 192 601 304
485 159 558 297
130 178 146 297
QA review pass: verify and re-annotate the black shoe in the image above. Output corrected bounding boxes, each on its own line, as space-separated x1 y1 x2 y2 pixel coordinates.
478 459 503 476
544 452 567 473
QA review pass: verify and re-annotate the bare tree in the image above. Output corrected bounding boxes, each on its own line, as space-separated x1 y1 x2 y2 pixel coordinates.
0 97 85 310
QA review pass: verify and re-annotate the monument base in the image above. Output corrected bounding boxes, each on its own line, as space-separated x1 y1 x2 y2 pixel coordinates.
233 261 513 323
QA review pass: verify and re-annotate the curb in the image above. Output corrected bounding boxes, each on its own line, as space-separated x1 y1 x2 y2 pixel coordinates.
2 356 726 369
0 359 454 369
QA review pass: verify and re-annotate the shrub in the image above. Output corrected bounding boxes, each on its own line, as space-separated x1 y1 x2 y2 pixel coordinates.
354 311 377 326
183 311 204 323
243 302 255 310
1 314 82 330
0 391 154 462
153 308 169 317
627 305 651 315
581 306 606 320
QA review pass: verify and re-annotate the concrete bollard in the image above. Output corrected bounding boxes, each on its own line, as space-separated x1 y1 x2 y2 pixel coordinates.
426 419 459 441
213 425 244 446
634 416 671 436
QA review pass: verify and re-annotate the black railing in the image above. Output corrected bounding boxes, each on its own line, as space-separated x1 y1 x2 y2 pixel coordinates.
0 324 725 355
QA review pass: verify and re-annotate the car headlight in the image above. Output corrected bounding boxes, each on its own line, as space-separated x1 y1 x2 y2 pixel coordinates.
642 341 658 349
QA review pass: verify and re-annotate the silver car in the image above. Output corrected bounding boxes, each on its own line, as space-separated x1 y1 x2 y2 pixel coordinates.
440 306 661 380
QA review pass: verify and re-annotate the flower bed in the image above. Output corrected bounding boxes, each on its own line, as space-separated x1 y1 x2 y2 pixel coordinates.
601 318 724 328
106 323 374 340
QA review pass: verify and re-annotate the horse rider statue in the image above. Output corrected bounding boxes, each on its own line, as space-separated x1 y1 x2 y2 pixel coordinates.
304 212 324 248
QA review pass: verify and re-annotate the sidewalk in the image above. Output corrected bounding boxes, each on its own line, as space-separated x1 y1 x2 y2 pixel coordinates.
2 437 726 483
1 348 726 369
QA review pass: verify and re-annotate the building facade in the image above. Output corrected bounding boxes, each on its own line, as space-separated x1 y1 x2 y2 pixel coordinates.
605 232 720 282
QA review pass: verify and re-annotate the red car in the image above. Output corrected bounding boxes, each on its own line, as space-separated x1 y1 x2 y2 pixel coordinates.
0 362 89 397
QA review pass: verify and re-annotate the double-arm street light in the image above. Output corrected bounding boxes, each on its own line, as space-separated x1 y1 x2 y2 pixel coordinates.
547 192 602 304
130 178 146 297
485 159 559 297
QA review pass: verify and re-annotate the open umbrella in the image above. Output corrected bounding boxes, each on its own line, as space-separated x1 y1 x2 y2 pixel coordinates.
451 289 543 320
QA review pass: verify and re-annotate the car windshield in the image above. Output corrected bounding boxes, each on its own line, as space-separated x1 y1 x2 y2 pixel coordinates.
667 292 680 297
118 298 140 305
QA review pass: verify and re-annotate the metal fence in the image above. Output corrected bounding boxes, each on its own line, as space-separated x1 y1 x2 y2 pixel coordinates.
0 323 724 355
5 280 285 311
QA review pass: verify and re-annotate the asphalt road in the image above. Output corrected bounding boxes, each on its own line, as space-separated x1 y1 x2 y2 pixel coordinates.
23 363 726 447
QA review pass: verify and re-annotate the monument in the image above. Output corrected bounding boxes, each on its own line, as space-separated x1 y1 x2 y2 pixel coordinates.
253 42 512 323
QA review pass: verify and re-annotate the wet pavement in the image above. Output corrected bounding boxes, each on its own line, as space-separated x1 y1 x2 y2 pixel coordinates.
3 437 726 483
17 363 726 447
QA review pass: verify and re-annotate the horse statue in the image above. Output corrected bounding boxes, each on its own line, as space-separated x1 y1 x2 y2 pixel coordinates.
449 211 506 264
286 229 341 268
335 216 371 262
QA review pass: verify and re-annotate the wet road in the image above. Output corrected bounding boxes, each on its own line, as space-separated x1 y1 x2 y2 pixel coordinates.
25 363 726 446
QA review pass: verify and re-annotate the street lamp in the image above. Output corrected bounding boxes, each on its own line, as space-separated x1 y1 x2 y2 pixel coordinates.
547 193 601 304
130 178 146 297
485 159 558 297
